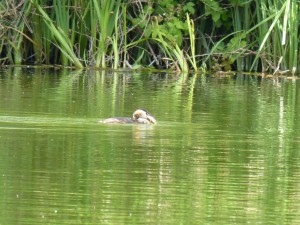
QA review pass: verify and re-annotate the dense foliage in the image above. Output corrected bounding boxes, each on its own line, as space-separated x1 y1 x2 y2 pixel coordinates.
0 0 299 74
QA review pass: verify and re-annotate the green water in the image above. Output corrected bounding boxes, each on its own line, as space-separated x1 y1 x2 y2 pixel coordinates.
1 68 300 224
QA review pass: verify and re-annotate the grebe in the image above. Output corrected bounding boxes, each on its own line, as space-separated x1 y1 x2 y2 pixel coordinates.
100 109 157 124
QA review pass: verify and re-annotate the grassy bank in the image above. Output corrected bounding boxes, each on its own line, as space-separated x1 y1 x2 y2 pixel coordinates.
0 0 299 75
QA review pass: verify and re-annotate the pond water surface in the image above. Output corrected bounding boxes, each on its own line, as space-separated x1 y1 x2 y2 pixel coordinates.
1 68 300 224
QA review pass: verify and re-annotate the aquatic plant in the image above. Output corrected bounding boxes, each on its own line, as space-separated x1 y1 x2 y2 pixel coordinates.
0 0 298 75
90 0 121 68
0 0 33 64
250 0 299 75
31 0 83 68
186 13 197 72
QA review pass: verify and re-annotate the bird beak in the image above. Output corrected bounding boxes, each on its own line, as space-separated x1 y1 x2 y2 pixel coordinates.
147 114 157 124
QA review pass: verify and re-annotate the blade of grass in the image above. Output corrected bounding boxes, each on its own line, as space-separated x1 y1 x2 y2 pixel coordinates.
92 0 121 68
186 13 197 71
250 1 287 71
31 0 83 68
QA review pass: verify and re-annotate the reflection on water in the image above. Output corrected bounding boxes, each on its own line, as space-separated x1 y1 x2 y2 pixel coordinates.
0 68 300 224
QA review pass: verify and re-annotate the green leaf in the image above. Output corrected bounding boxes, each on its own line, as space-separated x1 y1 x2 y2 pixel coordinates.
183 2 195 14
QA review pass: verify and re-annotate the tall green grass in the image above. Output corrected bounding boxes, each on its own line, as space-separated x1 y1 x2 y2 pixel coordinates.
1 0 32 64
31 0 83 68
90 0 121 68
250 0 299 75
0 0 298 75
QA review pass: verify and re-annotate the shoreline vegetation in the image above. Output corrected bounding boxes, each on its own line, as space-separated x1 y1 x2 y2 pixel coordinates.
0 0 299 75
